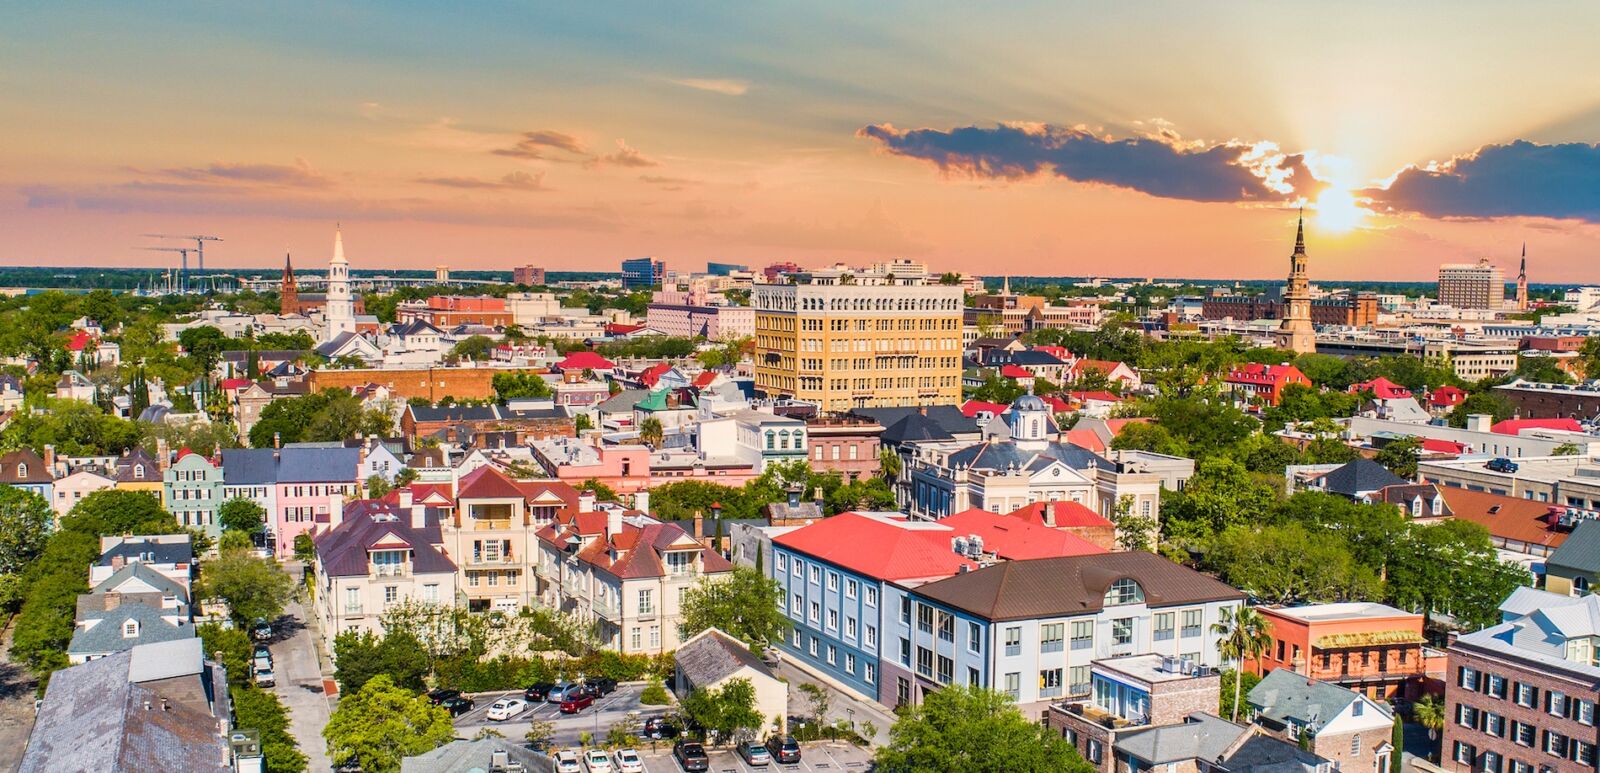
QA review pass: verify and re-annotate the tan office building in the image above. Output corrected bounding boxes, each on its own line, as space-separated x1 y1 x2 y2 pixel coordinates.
753 272 963 413
1437 258 1505 309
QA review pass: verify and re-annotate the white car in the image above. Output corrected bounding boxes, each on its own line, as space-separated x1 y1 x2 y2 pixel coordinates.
554 750 582 773
612 748 644 773
584 749 613 772
485 697 527 721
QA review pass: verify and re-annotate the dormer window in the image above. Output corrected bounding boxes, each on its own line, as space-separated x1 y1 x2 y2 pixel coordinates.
133 465 145 479
1104 578 1145 606
15 463 26 478
122 620 139 638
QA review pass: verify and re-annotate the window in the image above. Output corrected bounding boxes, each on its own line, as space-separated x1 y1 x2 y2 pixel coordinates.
1487 673 1507 699
1352 733 1362 758
422 583 438 603
1454 743 1475 765
791 558 801 577
1458 666 1480 691
1481 751 1500 773
826 645 836 665
1515 682 1537 707
917 605 934 634
865 625 876 649
936 655 953 685
900 638 911 667
937 611 954 642
1485 712 1504 738
845 579 858 599
638 589 655 616
845 617 856 640
1070 666 1090 695
865 664 875 684
826 609 838 632
122 620 139 638
1579 699 1596 726
916 647 933 678
776 553 787 573
809 565 820 585
968 622 982 654
809 637 818 657
827 572 839 592
1003 672 1020 700
1040 668 1063 698
1070 620 1093 649
809 601 820 623
1041 623 1064 653
384 586 398 603
1112 618 1134 646
1548 690 1568 717
791 593 802 615
1456 703 1477 728
1181 609 1203 637
1153 612 1174 641
968 667 981 687
1004 627 1022 657
1103 578 1144 605
1513 721 1534 747
865 586 878 606
1544 731 1567 758
900 596 911 625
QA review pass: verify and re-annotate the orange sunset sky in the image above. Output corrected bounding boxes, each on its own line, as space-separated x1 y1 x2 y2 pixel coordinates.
6 2 1600 281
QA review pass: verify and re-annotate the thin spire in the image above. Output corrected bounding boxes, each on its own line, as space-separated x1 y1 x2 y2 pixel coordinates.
332 225 347 264
1293 207 1306 254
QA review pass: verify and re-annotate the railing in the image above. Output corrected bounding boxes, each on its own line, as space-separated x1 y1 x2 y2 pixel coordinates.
593 600 620 620
1041 685 1063 699
1069 682 1091 697
372 566 407 578
343 603 363 615
1062 703 1131 730
1181 626 1202 638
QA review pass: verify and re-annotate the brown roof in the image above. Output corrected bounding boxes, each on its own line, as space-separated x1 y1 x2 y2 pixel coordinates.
913 552 1245 622
1436 487 1568 552
536 511 733 581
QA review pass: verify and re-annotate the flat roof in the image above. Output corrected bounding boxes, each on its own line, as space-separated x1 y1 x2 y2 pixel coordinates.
1269 602 1416 623
1093 654 1209 685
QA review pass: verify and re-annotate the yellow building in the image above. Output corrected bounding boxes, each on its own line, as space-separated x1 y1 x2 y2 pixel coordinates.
753 270 963 412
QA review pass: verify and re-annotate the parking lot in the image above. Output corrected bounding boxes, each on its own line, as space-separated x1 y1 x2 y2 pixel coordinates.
453 683 672 748
630 742 874 772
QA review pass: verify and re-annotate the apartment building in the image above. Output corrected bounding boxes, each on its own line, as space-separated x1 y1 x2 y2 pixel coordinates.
1438 258 1507 309
164 450 223 537
900 552 1245 719
449 465 583 612
311 496 458 653
752 270 963 413
534 506 733 654
1249 602 1444 701
1444 587 1600 773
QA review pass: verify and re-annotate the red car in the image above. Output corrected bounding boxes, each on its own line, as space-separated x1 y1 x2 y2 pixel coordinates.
558 690 595 714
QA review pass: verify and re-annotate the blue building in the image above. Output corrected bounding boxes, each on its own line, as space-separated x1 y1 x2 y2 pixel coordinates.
621 257 665 289
705 262 748 276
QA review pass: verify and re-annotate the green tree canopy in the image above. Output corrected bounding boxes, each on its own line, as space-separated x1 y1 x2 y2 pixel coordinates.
680 676 764 744
680 566 790 654
323 674 455 773
199 545 293 625
0 487 54 575
875 685 1094 773
218 497 268 536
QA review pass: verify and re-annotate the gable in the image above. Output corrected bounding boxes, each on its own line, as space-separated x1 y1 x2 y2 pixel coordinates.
1027 459 1093 485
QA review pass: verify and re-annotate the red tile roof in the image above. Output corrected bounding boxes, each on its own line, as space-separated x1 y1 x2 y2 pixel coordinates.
556 351 616 371
1350 377 1411 400
455 465 528 500
960 400 1009 418
535 510 731 581
691 371 718 389
1491 418 1584 435
1073 359 1129 378
1429 385 1467 407
1032 345 1073 362
1007 501 1115 529
1067 391 1122 403
639 362 674 387
999 364 1034 379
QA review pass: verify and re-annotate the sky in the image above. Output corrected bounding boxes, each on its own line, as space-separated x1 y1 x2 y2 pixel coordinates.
6 2 1600 281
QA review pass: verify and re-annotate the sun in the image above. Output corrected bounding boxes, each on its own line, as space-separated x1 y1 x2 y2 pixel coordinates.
1315 187 1366 233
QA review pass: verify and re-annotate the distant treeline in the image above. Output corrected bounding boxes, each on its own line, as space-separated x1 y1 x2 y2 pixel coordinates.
0 266 621 291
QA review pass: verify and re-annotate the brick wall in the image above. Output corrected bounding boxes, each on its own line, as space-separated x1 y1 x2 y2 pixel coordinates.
1442 646 1600 773
309 367 545 403
1312 725 1393 773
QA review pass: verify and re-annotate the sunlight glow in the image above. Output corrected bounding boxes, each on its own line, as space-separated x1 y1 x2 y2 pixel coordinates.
1315 187 1366 232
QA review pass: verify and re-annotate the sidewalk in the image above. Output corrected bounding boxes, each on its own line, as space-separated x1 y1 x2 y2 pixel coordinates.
774 659 896 746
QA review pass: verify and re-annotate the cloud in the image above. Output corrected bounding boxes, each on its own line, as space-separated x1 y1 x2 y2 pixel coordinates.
858 123 1319 203
639 175 698 191
587 140 658 169
668 77 750 96
153 158 332 188
493 130 589 160
1363 141 1600 221
417 171 547 191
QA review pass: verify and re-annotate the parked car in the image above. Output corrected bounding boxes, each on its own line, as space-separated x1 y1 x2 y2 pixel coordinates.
766 735 802 764
673 741 709 772
643 717 681 740
426 689 462 706
251 644 272 662
583 749 613 773
553 750 582 773
584 676 618 696
546 682 578 703
559 691 595 714
251 618 273 641
439 696 475 717
739 742 771 766
486 697 527 721
524 682 556 701
612 748 644 773
252 666 275 688
1487 457 1520 473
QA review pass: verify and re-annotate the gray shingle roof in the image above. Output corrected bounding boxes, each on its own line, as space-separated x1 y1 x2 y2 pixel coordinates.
945 440 1104 472
1316 459 1407 497
99 538 192 568
91 562 189 602
1548 518 1600 575
400 738 554 773
1248 669 1388 730
407 404 499 422
221 447 279 485
68 602 193 657
878 412 955 444
676 629 776 689
852 405 975 437
1115 713 1247 764
276 446 360 483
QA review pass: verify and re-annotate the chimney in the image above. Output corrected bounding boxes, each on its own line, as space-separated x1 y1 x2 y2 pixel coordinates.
111 555 125 570
1465 413 1492 433
42 444 55 473
398 488 414 510
328 493 345 529
273 432 281 449
633 491 650 513
607 507 623 538
693 509 704 539
411 504 427 531
578 492 595 512
106 593 121 610
155 438 171 471
1042 502 1056 528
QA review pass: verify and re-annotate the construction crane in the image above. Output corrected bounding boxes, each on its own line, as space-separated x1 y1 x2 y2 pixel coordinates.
143 234 221 282
141 246 192 293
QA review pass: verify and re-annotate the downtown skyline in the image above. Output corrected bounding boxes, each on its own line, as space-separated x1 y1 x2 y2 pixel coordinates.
7 2 1600 280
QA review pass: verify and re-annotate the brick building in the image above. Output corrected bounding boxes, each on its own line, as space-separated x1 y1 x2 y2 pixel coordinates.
1201 290 1378 327
1223 363 1312 406
1443 586 1600 773
1495 381 1600 420
1248 602 1445 701
1048 654 1225 773
512 265 546 286
1247 669 1396 773
804 415 882 482
397 296 513 328
308 365 549 403
399 402 575 443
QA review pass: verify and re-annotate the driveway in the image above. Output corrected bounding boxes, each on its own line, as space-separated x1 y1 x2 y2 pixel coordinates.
454 685 671 749
270 594 334 771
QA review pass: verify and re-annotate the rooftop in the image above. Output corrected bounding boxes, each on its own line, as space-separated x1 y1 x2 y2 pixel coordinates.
1267 602 1416 623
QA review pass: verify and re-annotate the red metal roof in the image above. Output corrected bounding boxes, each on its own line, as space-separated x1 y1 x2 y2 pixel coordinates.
960 400 1008 418
556 351 616 371
772 513 975 581
1007 501 1115 529
1490 417 1584 435
939 508 1106 560
999 364 1034 379
1350 377 1411 400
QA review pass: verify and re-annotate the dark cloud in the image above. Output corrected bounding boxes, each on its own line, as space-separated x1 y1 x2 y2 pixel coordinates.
155 159 331 188
1364 141 1600 221
493 130 588 160
417 171 547 191
858 123 1317 203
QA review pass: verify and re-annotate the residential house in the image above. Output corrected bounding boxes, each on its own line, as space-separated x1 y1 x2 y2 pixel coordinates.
111 447 164 499
1544 519 1600 596
1224 363 1311 407
68 587 193 664
21 638 247 773
1443 586 1600 773
1363 482 1452 519
1301 459 1409 499
54 369 95 402
91 534 194 592
220 448 280 536
447 466 582 612
1070 359 1142 391
272 447 361 557
312 495 459 654
0 448 54 501
674 628 788 734
164 450 224 536
1247 670 1395 773
534 505 734 654
52 467 115 518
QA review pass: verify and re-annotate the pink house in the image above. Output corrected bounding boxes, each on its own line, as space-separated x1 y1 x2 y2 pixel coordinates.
528 437 757 493
273 447 361 557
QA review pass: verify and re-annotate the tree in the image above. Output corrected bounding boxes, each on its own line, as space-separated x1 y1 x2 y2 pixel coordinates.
1210 606 1273 721
218 497 268 537
127 365 150 418
0 487 53 575
323 674 455 773
62 489 173 536
177 326 229 378
797 682 829 724
525 719 557 750
1448 391 1517 428
1413 694 1445 742
580 478 620 502
1160 457 1278 545
199 545 293 625
680 566 789 653
451 335 495 361
575 413 594 432
1373 436 1421 480
879 447 903 483
293 532 316 561
875 685 1093 773
491 372 553 400
232 685 309 772
1109 494 1156 552
1110 422 1188 457
1554 441 1582 456
1204 524 1381 604
1218 670 1261 723
394 467 420 487
681 677 764 745
639 415 665 448
366 474 392 499
1391 713 1404 773
198 622 255 687
332 629 430 694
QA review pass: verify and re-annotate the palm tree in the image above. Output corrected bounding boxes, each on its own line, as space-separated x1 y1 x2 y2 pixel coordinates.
1413 694 1445 742
878 448 903 483
639 416 664 448
1211 606 1273 722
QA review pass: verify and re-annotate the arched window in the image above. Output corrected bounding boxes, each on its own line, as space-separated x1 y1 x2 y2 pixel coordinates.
133 464 145 480
1103 578 1145 606
15 463 26 478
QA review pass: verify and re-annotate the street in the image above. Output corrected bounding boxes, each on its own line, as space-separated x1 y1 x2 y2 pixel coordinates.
0 621 36 773
269 593 334 772
453 684 671 748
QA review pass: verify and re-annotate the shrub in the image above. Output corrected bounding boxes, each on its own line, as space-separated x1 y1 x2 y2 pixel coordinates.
640 682 671 705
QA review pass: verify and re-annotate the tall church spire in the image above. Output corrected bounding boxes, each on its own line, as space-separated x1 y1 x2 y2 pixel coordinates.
1293 207 1306 254
279 252 298 316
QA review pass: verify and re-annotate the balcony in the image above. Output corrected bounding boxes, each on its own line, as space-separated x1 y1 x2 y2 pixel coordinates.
1062 703 1134 731
372 566 408 578
467 555 516 568
1041 684 1063 699
593 599 620 621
